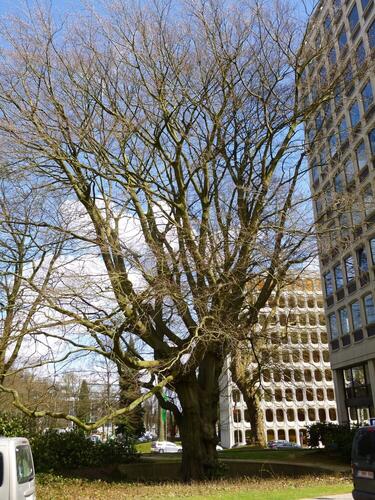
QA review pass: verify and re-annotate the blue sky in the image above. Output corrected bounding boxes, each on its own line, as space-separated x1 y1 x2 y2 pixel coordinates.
0 0 318 20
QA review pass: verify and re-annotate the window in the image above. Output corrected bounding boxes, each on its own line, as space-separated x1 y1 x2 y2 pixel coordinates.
356 40 366 66
304 369 312 382
266 409 273 422
334 84 343 108
327 388 335 400
351 300 362 330
333 0 341 11
319 409 327 422
234 430 242 444
339 118 348 143
334 172 345 193
369 128 375 156
319 67 327 87
15 445 34 484
338 28 347 51
356 141 367 169
352 202 362 226
350 101 361 127
368 20 375 50
328 46 337 66
329 408 337 421
325 369 333 381
329 133 337 157
364 185 374 216
315 370 323 382
232 390 241 403
306 388 314 401
345 255 355 282
315 111 323 131
364 294 375 324
357 247 369 273
371 238 375 263
298 409 305 422
324 272 333 296
315 32 322 50
334 264 344 289
362 0 371 10
233 409 241 423
348 4 359 32
276 409 284 422
296 388 303 401
324 14 332 32
329 313 339 339
323 102 332 124
344 63 354 92
308 409 316 421
315 196 323 215
361 81 374 113
285 388 293 401
339 307 350 335
344 158 355 183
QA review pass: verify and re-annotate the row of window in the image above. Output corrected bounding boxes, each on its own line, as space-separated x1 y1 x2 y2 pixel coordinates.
328 291 375 339
267 294 324 309
265 406 337 423
262 367 333 384
260 349 330 365
313 130 375 213
260 312 326 328
264 387 335 404
323 238 375 296
267 330 328 345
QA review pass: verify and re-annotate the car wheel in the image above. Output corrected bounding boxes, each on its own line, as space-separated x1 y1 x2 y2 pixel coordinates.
159 449 164 453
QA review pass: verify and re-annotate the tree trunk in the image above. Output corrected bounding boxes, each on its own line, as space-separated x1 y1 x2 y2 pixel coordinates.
242 392 266 447
175 351 223 481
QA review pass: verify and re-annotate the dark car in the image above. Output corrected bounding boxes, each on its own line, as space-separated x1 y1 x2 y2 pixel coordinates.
352 426 375 499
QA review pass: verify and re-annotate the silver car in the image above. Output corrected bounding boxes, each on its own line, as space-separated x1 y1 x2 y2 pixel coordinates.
151 441 182 453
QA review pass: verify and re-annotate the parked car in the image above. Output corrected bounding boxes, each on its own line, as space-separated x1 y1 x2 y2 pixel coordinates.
151 441 182 453
268 440 301 449
0 437 36 499
216 444 224 451
352 425 375 499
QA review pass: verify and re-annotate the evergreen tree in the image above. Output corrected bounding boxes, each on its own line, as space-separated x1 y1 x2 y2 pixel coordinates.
116 365 145 438
76 380 91 423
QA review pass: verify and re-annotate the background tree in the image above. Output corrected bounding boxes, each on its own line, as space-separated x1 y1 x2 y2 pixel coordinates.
0 0 336 480
76 380 91 424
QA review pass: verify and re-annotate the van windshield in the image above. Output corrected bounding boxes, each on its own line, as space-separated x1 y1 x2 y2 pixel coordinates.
16 445 34 484
355 430 375 463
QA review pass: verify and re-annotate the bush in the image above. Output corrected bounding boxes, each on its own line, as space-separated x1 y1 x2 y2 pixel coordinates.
307 422 358 462
31 429 136 472
0 412 35 437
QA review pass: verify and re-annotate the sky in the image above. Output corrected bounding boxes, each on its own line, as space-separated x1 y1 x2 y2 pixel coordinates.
0 0 319 21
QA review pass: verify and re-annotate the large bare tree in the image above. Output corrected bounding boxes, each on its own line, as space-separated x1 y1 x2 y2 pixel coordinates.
0 0 330 480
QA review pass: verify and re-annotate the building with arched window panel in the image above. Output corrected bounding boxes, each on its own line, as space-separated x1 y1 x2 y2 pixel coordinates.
219 274 337 448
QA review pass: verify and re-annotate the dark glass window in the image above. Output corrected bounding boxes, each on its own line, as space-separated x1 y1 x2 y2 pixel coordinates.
328 46 337 66
348 4 359 32
329 133 337 157
339 118 348 143
364 185 374 216
370 238 375 263
356 141 367 169
364 294 375 324
357 247 369 272
324 272 334 295
368 20 375 49
350 101 361 127
334 84 343 108
362 81 374 113
315 112 323 131
329 313 338 339
338 28 347 51
312 159 319 184
16 445 34 484
339 307 350 335
333 0 341 10
362 0 370 10
369 128 375 155
324 14 332 32
344 158 355 183
345 256 356 281
319 66 327 86
334 172 345 192
351 300 362 330
356 40 366 66
334 264 344 288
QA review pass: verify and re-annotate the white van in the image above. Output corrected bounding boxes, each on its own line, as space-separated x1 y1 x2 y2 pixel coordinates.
0 437 36 499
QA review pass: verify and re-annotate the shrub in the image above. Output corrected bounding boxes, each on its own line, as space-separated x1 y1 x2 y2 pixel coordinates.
31 429 136 472
307 422 358 462
0 412 35 437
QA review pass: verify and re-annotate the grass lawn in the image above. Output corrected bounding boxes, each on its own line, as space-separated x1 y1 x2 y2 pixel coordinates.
136 441 152 453
37 474 351 499
218 446 347 467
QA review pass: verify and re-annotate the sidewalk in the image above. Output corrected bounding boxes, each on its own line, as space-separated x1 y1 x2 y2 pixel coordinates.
300 494 352 500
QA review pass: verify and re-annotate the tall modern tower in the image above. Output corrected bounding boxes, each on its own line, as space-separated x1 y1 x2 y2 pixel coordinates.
304 0 375 424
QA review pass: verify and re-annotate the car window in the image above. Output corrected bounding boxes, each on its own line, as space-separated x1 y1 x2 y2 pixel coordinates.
354 430 375 463
16 445 34 484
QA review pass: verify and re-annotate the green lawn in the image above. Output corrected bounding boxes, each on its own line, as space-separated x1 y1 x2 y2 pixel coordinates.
37 474 351 499
135 441 152 453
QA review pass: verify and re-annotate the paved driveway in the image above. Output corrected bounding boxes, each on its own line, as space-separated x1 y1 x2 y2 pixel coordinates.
301 494 352 500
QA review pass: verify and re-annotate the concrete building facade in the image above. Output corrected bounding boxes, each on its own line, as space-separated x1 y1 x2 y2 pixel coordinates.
219 275 337 448
304 0 375 424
